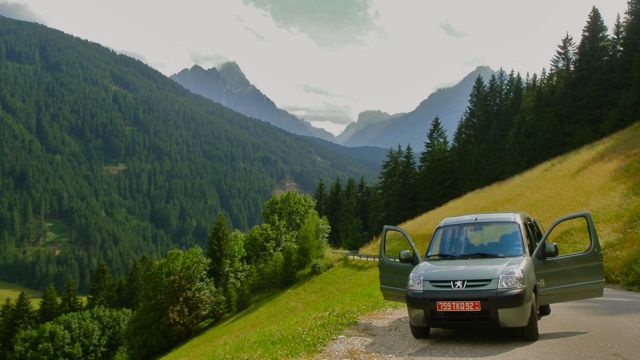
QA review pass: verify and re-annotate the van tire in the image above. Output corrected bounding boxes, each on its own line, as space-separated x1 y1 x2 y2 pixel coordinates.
410 323 430 339
539 304 551 317
521 295 539 341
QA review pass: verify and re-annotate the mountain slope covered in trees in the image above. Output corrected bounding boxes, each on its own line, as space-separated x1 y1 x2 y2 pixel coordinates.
0 15 378 291
171 63 334 141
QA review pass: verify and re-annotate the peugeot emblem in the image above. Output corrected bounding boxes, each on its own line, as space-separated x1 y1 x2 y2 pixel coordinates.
451 280 467 289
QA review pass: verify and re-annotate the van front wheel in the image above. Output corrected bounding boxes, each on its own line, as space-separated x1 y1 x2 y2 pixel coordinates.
410 323 430 339
521 295 539 341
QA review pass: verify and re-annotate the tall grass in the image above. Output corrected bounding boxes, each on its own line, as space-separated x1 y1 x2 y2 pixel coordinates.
0 281 41 307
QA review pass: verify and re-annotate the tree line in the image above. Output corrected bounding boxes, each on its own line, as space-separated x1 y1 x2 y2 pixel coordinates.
316 3 640 249
0 191 328 359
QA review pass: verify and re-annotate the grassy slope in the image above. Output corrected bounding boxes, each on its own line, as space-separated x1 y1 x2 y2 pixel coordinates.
164 261 395 360
0 282 88 308
362 122 640 284
0 281 41 307
165 123 639 359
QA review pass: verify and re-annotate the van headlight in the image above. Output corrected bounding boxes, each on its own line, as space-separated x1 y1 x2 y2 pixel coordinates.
408 272 424 291
498 269 525 289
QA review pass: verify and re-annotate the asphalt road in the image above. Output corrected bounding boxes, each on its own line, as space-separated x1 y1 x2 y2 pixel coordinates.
318 288 640 360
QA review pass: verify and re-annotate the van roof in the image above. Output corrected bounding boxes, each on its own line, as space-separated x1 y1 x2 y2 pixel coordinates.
438 212 530 227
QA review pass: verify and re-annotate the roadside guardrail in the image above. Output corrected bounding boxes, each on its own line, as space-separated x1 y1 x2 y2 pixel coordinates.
330 250 379 262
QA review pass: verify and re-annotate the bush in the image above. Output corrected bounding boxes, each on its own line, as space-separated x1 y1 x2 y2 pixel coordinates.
622 257 640 291
12 307 131 360
126 247 224 360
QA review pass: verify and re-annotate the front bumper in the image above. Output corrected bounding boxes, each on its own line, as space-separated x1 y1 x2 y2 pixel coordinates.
406 288 529 328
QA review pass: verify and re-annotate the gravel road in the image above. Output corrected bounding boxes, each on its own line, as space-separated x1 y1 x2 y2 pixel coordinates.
316 288 640 360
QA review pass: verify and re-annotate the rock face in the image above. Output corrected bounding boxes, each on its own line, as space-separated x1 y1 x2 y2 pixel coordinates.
171 62 334 141
340 66 495 149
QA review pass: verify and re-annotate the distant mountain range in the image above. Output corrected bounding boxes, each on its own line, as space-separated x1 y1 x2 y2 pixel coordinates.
338 66 495 149
171 63 334 141
172 62 494 151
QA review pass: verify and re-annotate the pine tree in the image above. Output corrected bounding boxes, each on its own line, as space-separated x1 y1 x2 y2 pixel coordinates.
38 283 59 323
326 177 343 247
619 0 640 122
398 144 418 220
573 6 611 141
551 33 576 80
314 179 327 217
341 178 365 249
378 148 403 225
60 276 82 314
2 292 36 353
611 14 624 60
122 256 151 310
622 0 640 65
452 76 487 192
88 262 116 308
207 212 230 285
356 177 375 239
576 7 610 70
418 116 453 211
114 276 127 309
0 297 14 355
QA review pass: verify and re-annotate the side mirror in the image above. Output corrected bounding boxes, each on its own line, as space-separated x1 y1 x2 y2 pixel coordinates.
399 250 413 263
541 242 559 259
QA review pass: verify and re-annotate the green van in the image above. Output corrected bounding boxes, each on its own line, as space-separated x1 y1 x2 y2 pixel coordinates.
378 211 604 341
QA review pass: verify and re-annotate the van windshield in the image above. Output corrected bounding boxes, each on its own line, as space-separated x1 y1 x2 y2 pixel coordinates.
426 222 524 259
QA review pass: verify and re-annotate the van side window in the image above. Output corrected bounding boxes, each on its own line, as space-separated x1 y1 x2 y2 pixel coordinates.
533 220 544 242
523 220 538 255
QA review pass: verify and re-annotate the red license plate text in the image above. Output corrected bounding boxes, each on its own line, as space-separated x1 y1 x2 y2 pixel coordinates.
436 301 481 312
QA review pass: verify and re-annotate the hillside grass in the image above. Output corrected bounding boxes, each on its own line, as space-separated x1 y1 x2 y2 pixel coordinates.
362 122 640 287
44 219 71 245
0 281 89 309
164 260 398 360
0 281 41 306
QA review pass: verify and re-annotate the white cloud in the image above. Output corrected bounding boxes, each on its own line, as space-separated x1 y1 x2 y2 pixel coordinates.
439 19 466 38
0 1 42 23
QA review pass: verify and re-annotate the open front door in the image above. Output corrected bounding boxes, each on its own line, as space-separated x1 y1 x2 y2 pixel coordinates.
532 211 604 306
379 225 419 302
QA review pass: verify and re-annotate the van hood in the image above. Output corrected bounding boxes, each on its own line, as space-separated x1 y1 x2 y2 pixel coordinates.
414 257 524 281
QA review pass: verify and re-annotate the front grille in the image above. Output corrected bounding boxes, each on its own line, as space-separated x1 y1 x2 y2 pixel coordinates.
429 279 492 288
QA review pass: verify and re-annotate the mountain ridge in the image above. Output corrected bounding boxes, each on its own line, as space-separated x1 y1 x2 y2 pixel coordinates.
171 62 335 141
341 66 495 149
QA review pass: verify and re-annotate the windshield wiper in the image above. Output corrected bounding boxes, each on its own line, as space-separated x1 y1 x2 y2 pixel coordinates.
461 252 506 258
426 253 462 260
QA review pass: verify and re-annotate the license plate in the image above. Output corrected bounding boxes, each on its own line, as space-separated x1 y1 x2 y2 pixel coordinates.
436 301 481 312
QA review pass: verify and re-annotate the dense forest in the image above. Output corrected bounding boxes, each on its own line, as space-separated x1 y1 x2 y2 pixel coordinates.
317 3 640 250
0 15 378 291
0 191 327 359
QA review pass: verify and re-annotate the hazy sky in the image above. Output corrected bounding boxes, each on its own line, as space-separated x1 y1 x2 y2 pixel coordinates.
0 0 630 135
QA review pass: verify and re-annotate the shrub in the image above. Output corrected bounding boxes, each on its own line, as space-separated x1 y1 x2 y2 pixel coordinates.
12 307 131 360
126 247 224 360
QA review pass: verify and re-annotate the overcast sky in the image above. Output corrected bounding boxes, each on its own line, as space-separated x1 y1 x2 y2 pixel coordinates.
0 0 630 135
